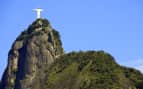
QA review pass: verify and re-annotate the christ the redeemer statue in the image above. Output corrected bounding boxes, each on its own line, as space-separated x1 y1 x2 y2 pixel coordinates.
33 8 43 19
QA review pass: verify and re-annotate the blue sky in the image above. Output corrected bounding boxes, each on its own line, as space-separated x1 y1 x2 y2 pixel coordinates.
0 0 143 78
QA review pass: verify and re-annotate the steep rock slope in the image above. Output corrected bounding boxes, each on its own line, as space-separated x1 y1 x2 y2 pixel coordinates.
0 19 64 89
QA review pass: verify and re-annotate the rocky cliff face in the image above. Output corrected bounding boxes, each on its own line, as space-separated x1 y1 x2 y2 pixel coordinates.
1 19 143 89
0 19 64 89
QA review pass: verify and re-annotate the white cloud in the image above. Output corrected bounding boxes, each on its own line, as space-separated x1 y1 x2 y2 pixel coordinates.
134 65 143 73
120 59 143 73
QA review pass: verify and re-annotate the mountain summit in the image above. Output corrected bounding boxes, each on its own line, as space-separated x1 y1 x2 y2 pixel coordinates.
0 19 64 89
0 19 143 89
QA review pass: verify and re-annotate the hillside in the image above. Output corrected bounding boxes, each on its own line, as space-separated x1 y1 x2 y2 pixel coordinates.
44 51 143 89
0 19 143 89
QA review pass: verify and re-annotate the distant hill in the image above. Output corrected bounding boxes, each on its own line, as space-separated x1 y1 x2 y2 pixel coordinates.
0 19 143 89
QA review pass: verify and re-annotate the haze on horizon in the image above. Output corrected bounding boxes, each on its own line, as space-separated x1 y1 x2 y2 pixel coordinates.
0 0 143 78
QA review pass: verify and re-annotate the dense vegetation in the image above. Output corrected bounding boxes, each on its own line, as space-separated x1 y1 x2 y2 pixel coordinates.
122 67 143 89
43 51 143 89
16 19 50 41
